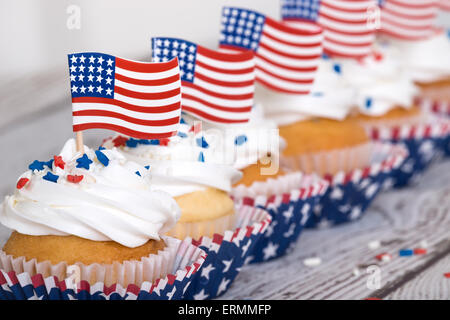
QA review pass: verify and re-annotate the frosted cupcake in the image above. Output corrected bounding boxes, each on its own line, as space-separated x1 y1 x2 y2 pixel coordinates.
0 139 204 290
103 119 243 240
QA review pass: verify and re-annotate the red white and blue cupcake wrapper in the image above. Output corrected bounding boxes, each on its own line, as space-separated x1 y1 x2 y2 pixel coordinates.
181 205 271 300
416 97 450 157
368 118 450 187
306 142 408 228
0 237 206 300
231 174 329 263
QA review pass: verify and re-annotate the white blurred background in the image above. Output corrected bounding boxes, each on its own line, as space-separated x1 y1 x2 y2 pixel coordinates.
0 0 449 197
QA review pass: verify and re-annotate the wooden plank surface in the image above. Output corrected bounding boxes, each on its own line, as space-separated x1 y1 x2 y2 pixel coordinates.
0 76 449 300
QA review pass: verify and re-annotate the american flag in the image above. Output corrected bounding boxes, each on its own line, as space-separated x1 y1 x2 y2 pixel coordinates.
219 7 323 95
281 0 377 58
439 0 450 11
152 38 255 124
378 0 439 40
68 52 181 139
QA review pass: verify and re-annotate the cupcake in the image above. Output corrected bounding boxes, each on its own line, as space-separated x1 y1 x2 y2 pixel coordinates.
103 120 243 240
0 139 206 295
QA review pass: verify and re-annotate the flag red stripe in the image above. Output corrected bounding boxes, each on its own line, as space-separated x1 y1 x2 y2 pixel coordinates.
378 28 430 40
257 66 315 84
323 47 369 58
182 81 253 100
256 76 309 94
256 52 318 72
388 0 437 9
115 73 180 86
324 36 373 47
73 110 180 126
115 57 179 73
197 45 254 62
382 7 436 20
114 86 180 100
73 123 176 139
194 72 254 88
181 106 249 123
262 30 322 48
381 16 434 30
72 97 180 113
319 11 369 24
196 60 254 75
265 16 323 35
320 23 374 36
321 0 373 13
182 93 252 113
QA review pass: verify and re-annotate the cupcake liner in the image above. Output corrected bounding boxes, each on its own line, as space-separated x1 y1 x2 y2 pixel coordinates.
415 97 450 157
166 212 237 241
231 173 329 263
280 142 373 177
0 237 206 300
366 117 450 187
181 205 271 300
305 142 408 228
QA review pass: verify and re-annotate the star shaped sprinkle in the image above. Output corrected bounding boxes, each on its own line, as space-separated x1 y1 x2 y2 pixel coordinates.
53 156 65 170
159 138 170 146
196 136 209 148
198 151 205 162
333 63 342 74
112 136 128 147
135 171 141 177
95 150 109 166
76 154 93 170
16 178 29 189
67 175 83 183
43 172 59 183
28 160 45 172
126 138 139 148
45 159 54 169
177 132 188 138
365 97 373 109
145 165 151 170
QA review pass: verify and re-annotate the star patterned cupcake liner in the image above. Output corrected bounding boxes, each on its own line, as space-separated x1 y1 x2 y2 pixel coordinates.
367 118 450 187
0 237 206 300
305 142 408 228
181 204 271 300
231 174 329 263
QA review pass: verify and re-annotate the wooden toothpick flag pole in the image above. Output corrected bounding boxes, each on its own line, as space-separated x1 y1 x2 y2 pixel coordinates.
67 52 182 150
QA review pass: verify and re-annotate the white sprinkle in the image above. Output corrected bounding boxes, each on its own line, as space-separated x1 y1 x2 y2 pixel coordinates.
303 257 322 267
382 254 392 262
368 240 381 250
420 240 428 248
353 268 360 277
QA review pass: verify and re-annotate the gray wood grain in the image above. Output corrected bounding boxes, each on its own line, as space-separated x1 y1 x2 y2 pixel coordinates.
0 74 449 300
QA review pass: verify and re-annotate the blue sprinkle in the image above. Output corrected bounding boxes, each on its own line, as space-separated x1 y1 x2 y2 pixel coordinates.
76 154 93 170
198 151 205 162
150 139 160 145
28 160 45 172
399 249 414 257
145 165 151 170
447 29 450 39
333 63 341 74
45 159 54 169
98 146 106 151
177 132 188 138
321 53 330 60
365 97 373 109
126 138 139 148
180 117 186 124
135 171 141 177
234 135 248 146
43 171 59 183
139 139 151 145
196 136 209 148
95 150 109 166
312 92 323 97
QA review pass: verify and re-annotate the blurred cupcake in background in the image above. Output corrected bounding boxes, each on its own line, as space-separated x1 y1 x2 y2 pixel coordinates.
0 139 206 298
377 0 450 114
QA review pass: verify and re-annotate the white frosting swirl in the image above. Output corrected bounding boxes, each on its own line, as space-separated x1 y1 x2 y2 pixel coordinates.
339 47 418 116
380 30 450 84
0 139 180 248
258 58 356 125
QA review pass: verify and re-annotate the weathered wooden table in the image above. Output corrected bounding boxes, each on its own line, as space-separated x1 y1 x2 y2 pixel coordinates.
0 72 449 300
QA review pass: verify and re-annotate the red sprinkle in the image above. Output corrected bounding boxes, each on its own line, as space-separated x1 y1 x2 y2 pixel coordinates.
112 136 128 147
159 138 170 146
53 155 65 169
414 248 427 255
189 122 202 134
16 178 29 189
444 273 450 278
67 175 84 183
373 51 384 61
